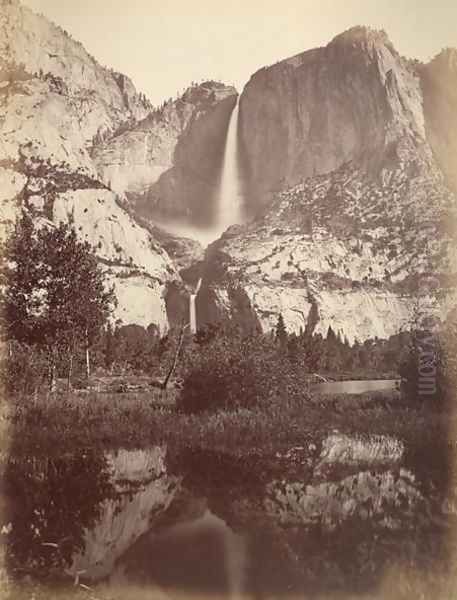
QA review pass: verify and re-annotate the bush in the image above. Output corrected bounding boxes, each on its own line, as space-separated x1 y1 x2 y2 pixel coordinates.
177 328 309 414
178 345 263 414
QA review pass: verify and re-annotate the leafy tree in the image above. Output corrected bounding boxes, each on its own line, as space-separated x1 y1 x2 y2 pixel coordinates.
400 319 455 408
0 340 48 395
1 212 115 388
1 212 43 345
39 220 115 382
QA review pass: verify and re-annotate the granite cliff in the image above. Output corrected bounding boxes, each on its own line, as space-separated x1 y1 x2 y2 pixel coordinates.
238 27 453 208
198 28 457 341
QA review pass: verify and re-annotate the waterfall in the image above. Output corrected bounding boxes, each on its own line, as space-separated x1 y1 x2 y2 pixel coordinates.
189 277 202 333
189 295 197 333
156 101 244 246
215 101 243 233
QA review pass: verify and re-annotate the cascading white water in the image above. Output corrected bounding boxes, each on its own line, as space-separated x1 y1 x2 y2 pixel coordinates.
182 104 244 332
158 102 244 247
215 102 244 234
189 277 202 333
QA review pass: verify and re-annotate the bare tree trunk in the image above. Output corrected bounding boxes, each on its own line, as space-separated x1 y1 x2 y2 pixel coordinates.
67 351 73 392
67 336 76 392
161 323 187 390
85 328 90 381
49 361 56 393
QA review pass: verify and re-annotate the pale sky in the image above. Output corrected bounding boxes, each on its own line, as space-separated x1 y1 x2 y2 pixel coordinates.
23 0 457 106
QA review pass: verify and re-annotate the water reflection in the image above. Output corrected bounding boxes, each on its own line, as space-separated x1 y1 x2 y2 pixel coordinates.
112 506 246 598
3 450 115 578
315 379 400 395
71 448 180 581
2 439 453 599
2 447 179 587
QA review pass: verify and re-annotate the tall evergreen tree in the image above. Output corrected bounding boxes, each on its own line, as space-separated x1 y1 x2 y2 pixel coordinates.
287 333 302 364
275 313 288 349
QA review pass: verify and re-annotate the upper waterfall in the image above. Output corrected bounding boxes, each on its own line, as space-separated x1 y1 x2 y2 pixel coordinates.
154 101 245 247
214 102 244 236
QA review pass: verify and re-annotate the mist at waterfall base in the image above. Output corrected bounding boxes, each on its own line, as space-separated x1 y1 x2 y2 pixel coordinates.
156 103 246 247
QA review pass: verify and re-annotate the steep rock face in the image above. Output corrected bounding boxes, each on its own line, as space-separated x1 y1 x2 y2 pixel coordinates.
421 48 457 194
200 161 456 341
199 29 457 341
0 0 195 331
52 189 180 329
240 27 431 208
93 83 237 222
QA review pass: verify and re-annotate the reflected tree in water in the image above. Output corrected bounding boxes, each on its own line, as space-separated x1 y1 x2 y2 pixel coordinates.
4 450 115 579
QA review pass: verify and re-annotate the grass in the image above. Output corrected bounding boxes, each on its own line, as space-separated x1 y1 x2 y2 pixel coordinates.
4 387 454 485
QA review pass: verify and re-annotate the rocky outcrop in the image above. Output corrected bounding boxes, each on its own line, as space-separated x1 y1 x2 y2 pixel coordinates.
93 83 237 222
199 160 456 340
0 107 180 330
0 0 151 158
2 6 456 338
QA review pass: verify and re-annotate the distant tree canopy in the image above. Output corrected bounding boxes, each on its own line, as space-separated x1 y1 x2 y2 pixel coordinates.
1 212 115 388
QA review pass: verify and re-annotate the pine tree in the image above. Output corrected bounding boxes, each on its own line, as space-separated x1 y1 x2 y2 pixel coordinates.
287 333 300 363
275 313 288 349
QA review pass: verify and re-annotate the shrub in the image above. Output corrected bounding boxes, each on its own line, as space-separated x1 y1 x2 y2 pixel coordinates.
177 328 309 414
178 334 264 414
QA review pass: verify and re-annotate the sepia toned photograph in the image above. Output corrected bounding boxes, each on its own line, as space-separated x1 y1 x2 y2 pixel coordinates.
0 0 456 598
